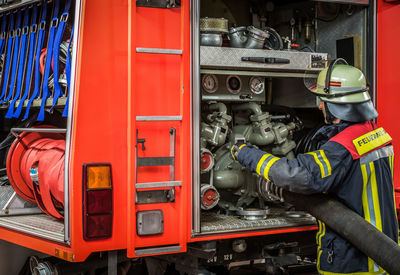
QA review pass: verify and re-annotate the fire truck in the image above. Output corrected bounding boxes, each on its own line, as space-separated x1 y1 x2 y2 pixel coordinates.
0 0 397 274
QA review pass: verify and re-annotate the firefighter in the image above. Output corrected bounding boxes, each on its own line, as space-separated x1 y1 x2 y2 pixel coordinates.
231 60 399 274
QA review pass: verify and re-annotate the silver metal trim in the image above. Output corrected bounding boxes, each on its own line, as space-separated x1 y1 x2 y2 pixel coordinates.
10 128 67 138
136 116 182 121
192 0 201 234
195 224 317 236
64 0 84 245
236 209 270 216
0 208 43 216
169 128 176 181
362 9 367 75
0 0 41 12
10 128 67 133
136 47 183 55
135 181 182 189
372 0 377 111
3 192 16 210
311 0 368 4
200 47 327 72
189 0 196 236
200 69 317 78
0 217 64 243
135 245 181 256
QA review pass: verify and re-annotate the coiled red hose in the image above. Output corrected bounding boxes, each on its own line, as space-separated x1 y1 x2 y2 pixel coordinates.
6 127 65 219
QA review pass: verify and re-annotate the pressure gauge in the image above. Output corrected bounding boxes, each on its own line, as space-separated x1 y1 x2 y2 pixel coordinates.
226 75 242 94
202 74 218 93
249 76 265 94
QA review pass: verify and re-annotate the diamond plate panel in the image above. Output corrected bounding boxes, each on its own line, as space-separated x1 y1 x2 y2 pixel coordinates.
1 215 64 233
317 10 365 64
0 185 37 210
200 210 316 234
0 186 14 208
200 47 328 72
0 214 64 242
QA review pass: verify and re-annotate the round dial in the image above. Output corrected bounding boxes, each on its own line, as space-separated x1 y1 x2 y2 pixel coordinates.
249 77 265 94
226 75 242 94
202 74 218 93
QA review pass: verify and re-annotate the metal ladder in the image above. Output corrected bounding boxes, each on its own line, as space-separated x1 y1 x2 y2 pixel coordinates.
135 120 181 204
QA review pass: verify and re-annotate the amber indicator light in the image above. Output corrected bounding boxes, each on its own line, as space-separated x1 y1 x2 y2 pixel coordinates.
86 166 112 189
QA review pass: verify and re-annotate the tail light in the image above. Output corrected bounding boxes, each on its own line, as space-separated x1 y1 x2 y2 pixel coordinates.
83 163 113 241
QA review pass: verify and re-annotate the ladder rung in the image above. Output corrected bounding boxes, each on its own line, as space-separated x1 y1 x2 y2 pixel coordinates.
135 181 182 189
136 47 182 55
136 116 182 121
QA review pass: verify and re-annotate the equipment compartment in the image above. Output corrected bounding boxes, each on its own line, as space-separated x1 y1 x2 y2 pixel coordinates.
193 0 371 236
0 0 78 243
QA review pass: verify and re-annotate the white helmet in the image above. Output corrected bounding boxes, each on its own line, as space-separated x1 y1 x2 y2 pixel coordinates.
305 59 378 122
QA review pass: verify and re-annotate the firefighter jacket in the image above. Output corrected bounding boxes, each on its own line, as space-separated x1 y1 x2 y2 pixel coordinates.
236 121 398 274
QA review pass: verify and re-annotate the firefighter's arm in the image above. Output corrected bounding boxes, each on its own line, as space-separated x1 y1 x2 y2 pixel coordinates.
232 142 352 194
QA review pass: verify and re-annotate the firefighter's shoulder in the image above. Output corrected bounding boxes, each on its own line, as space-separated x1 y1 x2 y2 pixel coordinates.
329 121 392 160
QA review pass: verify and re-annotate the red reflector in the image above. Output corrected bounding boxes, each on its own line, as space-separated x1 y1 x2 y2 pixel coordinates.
87 190 113 214
85 214 113 240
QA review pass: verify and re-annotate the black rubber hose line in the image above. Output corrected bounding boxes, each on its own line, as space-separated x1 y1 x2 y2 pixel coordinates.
283 191 400 274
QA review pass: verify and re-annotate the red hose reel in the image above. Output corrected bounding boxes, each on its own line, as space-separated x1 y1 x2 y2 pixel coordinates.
6 127 66 219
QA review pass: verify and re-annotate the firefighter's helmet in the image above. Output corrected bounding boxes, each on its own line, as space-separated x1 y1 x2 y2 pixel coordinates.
305 59 378 122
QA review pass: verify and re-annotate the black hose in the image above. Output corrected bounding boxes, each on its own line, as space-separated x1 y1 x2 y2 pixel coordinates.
284 191 400 275
294 124 321 155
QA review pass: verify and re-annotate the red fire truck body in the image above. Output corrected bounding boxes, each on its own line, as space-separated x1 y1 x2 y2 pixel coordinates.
0 0 397 271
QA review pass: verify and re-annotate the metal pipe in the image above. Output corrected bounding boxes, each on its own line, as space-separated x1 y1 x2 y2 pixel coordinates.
267 77 273 105
207 102 227 114
271 115 290 120
0 207 43 216
232 102 263 116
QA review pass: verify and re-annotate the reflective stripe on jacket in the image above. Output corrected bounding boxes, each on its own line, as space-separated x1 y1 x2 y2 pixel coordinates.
236 121 398 274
